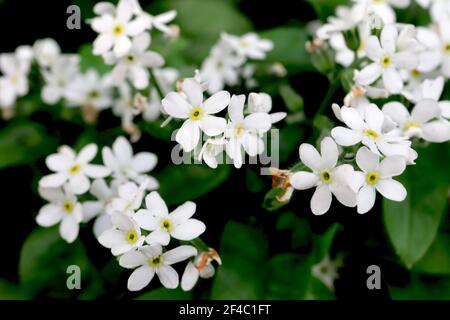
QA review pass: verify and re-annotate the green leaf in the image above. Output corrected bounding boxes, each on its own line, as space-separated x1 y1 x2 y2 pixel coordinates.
279 125 304 163
279 84 304 113
211 221 268 299
383 144 449 268
276 212 312 249
136 287 192 300
263 187 289 212
19 227 94 298
78 44 111 74
264 253 312 299
260 27 312 73
156 164 231 206
245 168 265 193
306 0 348 21
0 120 58 170
0 279 30 300
389 274 450 300
413 234 450 275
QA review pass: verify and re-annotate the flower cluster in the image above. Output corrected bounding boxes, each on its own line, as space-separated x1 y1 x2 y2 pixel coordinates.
200 32 274 94
274 0 450 216
162 77 286 168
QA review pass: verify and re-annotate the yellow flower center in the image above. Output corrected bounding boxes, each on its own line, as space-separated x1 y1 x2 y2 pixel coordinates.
364 129 379 140
69 164 81 174
234 124 245 137
149 255 163 267
372 0 384 3
411 69 421 78
366 171 379 186
189 107 203 121
161 218 172 232
443 43 450 54
403 121 421 132
126 230 138 244
126 54 135 63
62 200 74 213
380 54 392 68
88 90 99 99
113 23 124 36
320 169 333 184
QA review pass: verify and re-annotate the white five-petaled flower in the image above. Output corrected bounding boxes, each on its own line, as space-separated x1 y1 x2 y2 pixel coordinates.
134 191 206 246
312 255 341 292
110 181 145 216
316 4 366 39
91 0 148 57
36 187 83 243
98 212 145 256
331 103 412 158
383 99 450 142
350 146 407 214
198 137 226 169
222 32 273 60
356 24 418 94
102 136 159 189
162 78 231 152
119 244 197 291
39 144 111 195
33 38 61 68
225 94 272 169
290 137 357 215
105 32 164 89
0 51 31 108
181 248 221 291
248 92 286 124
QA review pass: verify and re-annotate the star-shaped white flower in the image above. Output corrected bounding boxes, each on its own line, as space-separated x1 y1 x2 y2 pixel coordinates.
162 78 231 152
119 244 197 291
290 137 357 215
134 191 206 246
36 186 83 243
39 144 111 195
222 32 273 60
110 181 145 216
350 146 407 214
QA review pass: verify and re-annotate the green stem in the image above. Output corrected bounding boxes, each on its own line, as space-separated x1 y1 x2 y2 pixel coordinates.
314 77 340 118
149 69 165 99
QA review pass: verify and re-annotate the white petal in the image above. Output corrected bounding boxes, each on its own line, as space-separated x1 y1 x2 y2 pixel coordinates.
379 156 406 178
98 229 125 248
84 164 111 178
182 78 203 107
381 25 398 54
60 215 79 243
382 101 409 125
331 127 362 146
299 143 322 172
376 179 407 201
357 185 376 214
162 92 191 119
146 230 170 246
145 192 169 217
119 250 147 269
93 214 112 238
320 137 338 168
171 219 206 241
77 144 98 163
169 201 196 225
341 107 365 130
68 175 90 195
356 146 379 172
93 34 114 55
131 152 157 173
355 63 382 86
244 112 272 132
163 245 197 265
113 136 133 164
102 147 120 172
176 119 200 152
310 186 332 215
36 204 63 227
46 154 72 172
382 68 403 94
114 36 132 57
365 36 383 61
128 265 154 291
156 265 179 289
290 171 319 190
241 133 261 157
228 95 245 123
181 262 199 291
411 99 440 123
134 209 158 231
111 212 134 230
198 115 226 136
422 120 450 143
81 201 103 222
203 91 230 114
365 104 385 133
39 173 68 188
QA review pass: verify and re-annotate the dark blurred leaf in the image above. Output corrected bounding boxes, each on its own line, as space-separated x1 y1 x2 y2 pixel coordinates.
72 0 97 19
245 168 265 193
383 144 449 268
141 119 178 141
306 0 348 21
389 274 450 299
276 212 312 249
0 279 30 299
136 287 192 300
211 221 268 299
279 84 304 113
0 120 58 170
312 223 340 262
263 187 289 212
78 44 112 74
156 164 231 206
414 234 450 275
260 27 312 73
279 125 303 163
19 227 96 298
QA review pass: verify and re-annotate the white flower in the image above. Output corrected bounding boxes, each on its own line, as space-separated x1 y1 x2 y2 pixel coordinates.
356 24 418 94
110 181 145 216
312 255 341 291
354 0 410 24
416 22 450 77
65 70 113 110
39 144 111 195
331 103 412 158
143 10 177 35
416 0 450 22
134 191 206 246
105 33 164 89
119 244 197 291
33 38 61 68
162 78 231 152
0 51 30 108
316 4 366 39
91 0 148 57
181 249 221 291
222 33 273 60
198 137 226 169
350 146 407 214
225 94 272 169
82 179 118 238
98 212 145 256
248 92 286 124
41 55 80 105
290 137 357 215
382 99 450 142
36 187 83 243
102 136 158 189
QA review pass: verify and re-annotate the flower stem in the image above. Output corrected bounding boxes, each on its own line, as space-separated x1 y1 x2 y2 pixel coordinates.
314 77 340 119
149 69 165 99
